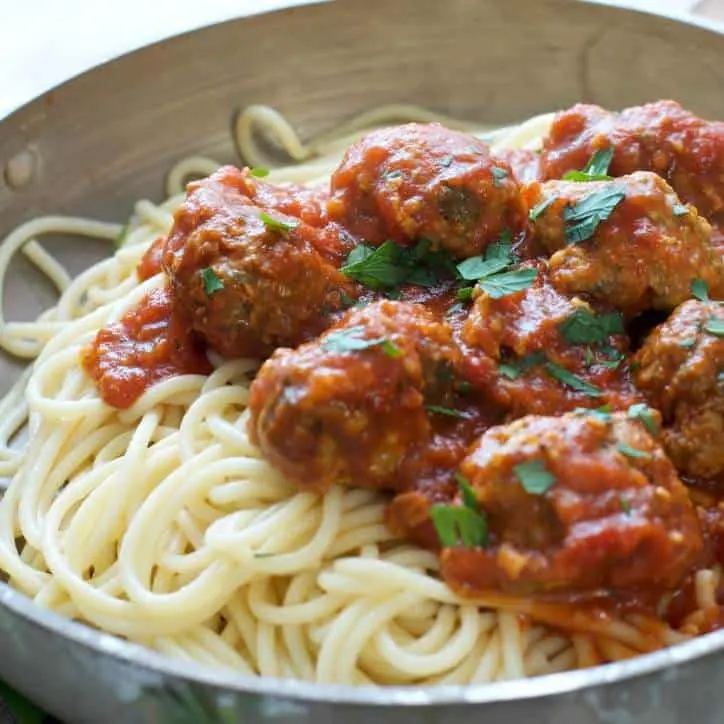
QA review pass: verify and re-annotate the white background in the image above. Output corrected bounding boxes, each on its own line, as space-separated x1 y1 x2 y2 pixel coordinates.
0 0 710 119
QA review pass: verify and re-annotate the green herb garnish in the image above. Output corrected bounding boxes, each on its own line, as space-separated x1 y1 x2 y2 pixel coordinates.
545 361 603 397
249 167 270 178
514 459 556 495
616 443 651 460
529 196 556 221
491 166 508 187
322 326 402 357
430 475 488 548
562 147 614 182
426 405 467 419
704 318 724 337
200 267 224 295
673 203 689 216
574 405 613 423
559 308 624 346
691 279 710 302
563 186 626 244
619 496 632 515
627 403 658 435
260 211 299 234
479 267 538 299
497 351 546 379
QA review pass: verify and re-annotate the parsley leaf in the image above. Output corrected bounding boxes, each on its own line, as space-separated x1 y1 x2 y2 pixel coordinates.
562 147 614 182
545 361 602 397
514 459 556 495
673 203 689 217
619 496 632 515
679 338 697 349
574 405 613 423
200 267 224 295
426 404 466 419
479 268 538 299
616 443 651 460
430 475 488 548
322 326 402 357
456 255 510 281
559 308 624 346
705 318 724 337
341 239 456 291
563 186 626 244
691 279 710 302
492 166 508 187
260 211 299 234
627 403 658 435
529 196 556 221
249 167 269 178
497 351 546 379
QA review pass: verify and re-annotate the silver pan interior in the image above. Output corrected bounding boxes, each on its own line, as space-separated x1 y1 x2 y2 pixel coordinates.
2 1 724 722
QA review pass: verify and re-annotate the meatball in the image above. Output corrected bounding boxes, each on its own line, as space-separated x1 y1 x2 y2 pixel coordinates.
634 300 724 482
439 412 702 597
459 269 641 417
540 100 724 222
524 171 724 315
248 300 470 492
163 167 359 358
327 123 527 258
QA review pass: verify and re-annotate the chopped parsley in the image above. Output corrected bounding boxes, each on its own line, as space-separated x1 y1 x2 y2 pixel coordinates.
559 308 624 346
704 318 724 337
545 361 603 397
491 166 508 187
562 146 614 182
673 203 689 217
691 279 710 302
249 167 269 178
497 351 546 379
200 267 224 295
430 475 488 548
574 405 613 423
341 239 456 291
679 339 697 349
426 404 467 419
514 459 556 495
619 496 632 515
627 403 658 435
322 326 402 357
479 268 538 299
529 196 556 221
563 186 626 244
616 443 651 460
260 211 299 234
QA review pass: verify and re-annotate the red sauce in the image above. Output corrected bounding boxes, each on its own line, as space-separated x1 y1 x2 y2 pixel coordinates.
82 287 212 408
136 236 166 281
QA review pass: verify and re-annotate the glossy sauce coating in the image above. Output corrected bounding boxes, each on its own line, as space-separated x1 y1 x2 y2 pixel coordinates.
82 287 211 408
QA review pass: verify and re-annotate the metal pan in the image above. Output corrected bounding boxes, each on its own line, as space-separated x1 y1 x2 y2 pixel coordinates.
2 0 724 721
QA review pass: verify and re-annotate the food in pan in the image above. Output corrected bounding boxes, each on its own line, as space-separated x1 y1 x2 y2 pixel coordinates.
2 100 724 685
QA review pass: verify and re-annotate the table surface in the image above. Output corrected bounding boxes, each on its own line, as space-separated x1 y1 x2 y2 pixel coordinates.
0 0 723 721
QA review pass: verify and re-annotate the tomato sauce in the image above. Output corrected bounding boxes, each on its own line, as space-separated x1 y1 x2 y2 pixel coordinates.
136 236 166 281
82 287 212 408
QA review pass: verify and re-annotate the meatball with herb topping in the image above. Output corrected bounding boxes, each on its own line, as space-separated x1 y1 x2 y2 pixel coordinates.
439 412 702 597
248 300 472 493
459 270 641 417
524 171 724 316
634 299 724 483
328 123 527 259
540 100 724 222
163 166 359 359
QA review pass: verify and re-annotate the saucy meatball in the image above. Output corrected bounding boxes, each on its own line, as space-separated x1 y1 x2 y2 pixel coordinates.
248 300 468 493
540 100 724 222
440 412 702 597
634 300 724 482
525 172 724 315
163 167 359 358
327 123 526 258
459 270 640 417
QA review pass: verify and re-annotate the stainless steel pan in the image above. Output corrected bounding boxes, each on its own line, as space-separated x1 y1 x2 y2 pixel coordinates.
2 1 724 721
